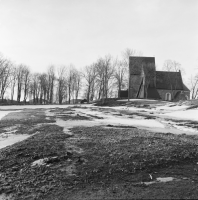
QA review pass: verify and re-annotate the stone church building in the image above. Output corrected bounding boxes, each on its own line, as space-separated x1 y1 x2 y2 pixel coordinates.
128 56 190 101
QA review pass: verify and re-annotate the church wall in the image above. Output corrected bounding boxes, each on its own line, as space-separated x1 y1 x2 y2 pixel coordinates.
173 91 190 101
157 89 190 101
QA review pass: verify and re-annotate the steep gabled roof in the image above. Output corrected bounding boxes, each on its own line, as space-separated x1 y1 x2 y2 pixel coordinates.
129 56 155 75
156 71 184 90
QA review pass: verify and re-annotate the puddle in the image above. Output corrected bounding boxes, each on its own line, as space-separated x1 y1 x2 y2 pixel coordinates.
143 177 175 185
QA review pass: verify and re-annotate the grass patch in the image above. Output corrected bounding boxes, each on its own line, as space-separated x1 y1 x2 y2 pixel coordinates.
0 124 76 199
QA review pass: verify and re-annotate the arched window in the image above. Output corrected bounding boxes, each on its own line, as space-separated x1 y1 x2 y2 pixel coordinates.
165 93 171 101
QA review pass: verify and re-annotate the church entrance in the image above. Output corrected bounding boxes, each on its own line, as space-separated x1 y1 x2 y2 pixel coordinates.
165 93 171 101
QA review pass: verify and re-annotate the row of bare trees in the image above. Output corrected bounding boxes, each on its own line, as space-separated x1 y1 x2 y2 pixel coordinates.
1 49 195 104
82 49 143 102
56 65 81 104
0 53 83 104
0 48 143 104
83 55 123 103
0 49 166 104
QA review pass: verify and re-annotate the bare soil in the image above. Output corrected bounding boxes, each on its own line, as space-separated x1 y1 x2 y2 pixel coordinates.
0 107 198 199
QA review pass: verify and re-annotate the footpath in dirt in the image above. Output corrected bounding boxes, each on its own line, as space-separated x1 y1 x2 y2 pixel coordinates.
0 100 198 199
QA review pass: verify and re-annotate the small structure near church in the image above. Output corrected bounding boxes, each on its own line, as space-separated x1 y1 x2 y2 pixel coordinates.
121 56 190 101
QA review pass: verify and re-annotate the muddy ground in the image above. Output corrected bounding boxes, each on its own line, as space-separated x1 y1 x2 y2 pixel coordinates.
0 105 198 199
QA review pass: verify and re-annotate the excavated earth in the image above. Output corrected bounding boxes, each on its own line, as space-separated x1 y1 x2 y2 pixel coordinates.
0 104 198 199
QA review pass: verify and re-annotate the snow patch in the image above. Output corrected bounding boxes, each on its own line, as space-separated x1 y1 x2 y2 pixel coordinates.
143 177 175 185
0 134 31 150
99 117 164 128
117 99 158 102
74 108 165 129
0 110 21 120
162 109 198 121
156 105 189 111
31 158 47 167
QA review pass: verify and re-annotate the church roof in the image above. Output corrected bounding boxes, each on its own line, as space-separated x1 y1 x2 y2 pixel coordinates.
156 71 189 90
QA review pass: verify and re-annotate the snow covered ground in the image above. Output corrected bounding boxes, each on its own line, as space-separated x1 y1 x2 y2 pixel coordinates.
1 101 198 150
75 108 164 128
162 109 198 121
117 99 161 102
0 104 72 110
155 104 189 111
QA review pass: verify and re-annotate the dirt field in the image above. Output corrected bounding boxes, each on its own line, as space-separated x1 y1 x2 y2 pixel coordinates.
0 103 198 199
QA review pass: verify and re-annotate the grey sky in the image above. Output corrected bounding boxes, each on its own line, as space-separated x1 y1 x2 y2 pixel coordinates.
0 0 197 81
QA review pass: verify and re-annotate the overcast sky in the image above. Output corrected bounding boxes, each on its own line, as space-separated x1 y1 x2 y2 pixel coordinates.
0 0 197 82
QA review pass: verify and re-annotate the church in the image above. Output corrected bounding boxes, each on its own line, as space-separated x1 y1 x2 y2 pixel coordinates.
128 56 190 101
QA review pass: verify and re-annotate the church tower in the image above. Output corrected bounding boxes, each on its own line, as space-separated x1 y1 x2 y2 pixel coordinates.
129 56 155 98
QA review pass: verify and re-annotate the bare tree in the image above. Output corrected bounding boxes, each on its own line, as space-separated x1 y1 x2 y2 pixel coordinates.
39 73 48 104
9 66 17 102
23 66 31 103
95 55 115 103
29 73 40 104
82 63 98 103
73 69 82 102
16 64 27 103
0 57 13 101
47 65 56 104
122 48 142 101
189 74 198 99
114 59 126 98
67 65 74 104
163 60 184 72
95 60 104 100
57 66 67 104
